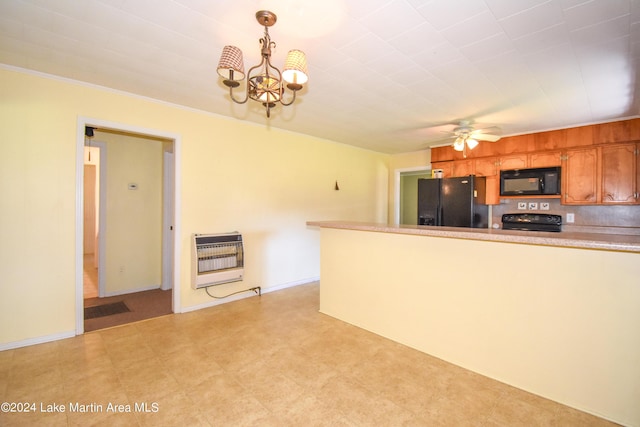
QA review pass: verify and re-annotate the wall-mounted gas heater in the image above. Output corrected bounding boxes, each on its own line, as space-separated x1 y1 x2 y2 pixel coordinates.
192 232 244 289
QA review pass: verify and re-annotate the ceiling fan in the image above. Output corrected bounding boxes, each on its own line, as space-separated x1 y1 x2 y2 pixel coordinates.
444 120 501 158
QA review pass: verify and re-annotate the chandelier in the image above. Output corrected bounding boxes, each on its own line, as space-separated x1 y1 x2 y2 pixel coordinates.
216 10 309 118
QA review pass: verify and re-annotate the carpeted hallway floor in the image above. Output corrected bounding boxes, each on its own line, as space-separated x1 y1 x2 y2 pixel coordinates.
84 289 172 332
83 254 172 331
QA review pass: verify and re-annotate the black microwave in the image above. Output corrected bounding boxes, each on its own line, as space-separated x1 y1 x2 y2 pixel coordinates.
500 167 561 196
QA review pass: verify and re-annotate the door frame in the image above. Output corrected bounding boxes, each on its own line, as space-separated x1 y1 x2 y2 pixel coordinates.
161 149 174 291
85 140 107 297
393 166 431 225
75 117 182 334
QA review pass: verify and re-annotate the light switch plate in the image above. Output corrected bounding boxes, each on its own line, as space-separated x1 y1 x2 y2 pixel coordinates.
528 202 538 210
517 202 527 210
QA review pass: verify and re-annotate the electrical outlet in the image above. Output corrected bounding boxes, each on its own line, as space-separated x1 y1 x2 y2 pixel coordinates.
517 202 527 210
566 213 575 223
540 202 550 210
528 202 538 210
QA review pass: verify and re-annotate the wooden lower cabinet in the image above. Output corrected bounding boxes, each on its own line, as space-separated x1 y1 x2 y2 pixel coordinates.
601 143 638 204
562 147 598 204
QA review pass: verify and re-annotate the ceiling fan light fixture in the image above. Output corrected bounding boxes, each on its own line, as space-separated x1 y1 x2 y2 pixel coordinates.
445 121 501 153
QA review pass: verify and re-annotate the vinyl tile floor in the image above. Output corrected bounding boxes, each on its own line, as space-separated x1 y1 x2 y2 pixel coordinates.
0 282 618 426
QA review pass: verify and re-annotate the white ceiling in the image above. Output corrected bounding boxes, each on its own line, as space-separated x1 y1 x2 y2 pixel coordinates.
1 0 639 154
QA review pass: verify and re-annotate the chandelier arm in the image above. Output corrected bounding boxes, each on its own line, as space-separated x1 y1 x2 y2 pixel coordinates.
279 88 298 106
228 85 249 104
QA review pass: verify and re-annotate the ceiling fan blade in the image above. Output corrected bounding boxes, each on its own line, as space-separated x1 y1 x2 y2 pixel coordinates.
473 133 501 142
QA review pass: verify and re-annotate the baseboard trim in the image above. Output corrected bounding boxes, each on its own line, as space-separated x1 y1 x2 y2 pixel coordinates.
101 284 161 298
0 330 76 351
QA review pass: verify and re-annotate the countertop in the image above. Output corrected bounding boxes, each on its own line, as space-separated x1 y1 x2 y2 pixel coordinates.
307 221 640 253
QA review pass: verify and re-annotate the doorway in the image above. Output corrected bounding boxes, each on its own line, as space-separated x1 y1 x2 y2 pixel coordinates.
76 118 181 334
83 157 99 299
395 167 431 225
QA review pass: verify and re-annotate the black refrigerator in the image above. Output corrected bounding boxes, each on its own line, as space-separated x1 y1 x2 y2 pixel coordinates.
417 175 488 228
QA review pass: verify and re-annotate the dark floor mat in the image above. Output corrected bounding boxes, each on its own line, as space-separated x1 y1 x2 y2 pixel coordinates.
84 301 130 319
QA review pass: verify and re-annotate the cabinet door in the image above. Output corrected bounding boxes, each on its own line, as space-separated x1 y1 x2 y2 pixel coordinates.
563 148 598 204
452 160 474 177
499 154 527 170
474 157 498 176
530 151 562 168
431 161 453 178
601 143 638 204
484 175 500 205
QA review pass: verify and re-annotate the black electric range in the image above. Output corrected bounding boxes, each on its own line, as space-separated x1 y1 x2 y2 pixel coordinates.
501 213 562 232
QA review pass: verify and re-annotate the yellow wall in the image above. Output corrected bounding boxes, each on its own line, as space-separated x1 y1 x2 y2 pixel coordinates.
0 67 389 346
97 131 163 295
318 227 640 426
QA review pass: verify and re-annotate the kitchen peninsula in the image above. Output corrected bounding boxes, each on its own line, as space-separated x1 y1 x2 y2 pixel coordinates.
308 221 640 427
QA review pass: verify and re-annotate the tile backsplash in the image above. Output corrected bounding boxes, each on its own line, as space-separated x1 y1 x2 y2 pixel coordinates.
491 199 640 235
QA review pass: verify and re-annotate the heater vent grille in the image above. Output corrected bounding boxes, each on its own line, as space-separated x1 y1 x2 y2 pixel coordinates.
192 232 244 289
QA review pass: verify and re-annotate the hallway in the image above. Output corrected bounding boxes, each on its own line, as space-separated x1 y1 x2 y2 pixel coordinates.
83 255 172 332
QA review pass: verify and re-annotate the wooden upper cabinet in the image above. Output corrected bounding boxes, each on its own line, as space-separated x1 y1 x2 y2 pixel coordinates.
601 143 638 204
499 154 527 170
500 134 535 154
484 175 500 205
594 119 640 143
534 129 566 151
474 157 498 176
565 124 594 147
563 147 599 204
452 160 474 177
529 151 563 168
431 161 452 178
